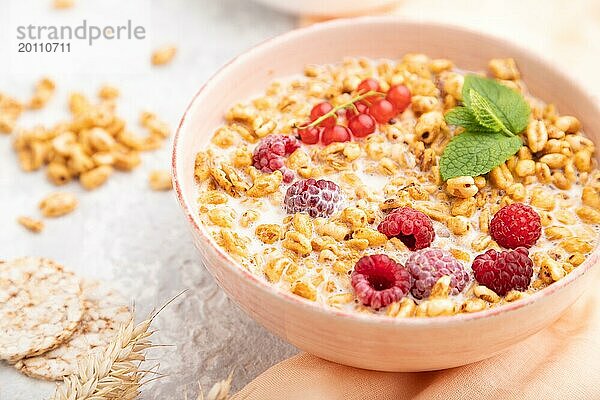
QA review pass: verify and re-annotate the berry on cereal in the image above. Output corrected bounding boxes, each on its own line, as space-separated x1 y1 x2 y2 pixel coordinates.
348 113 376 138
351 254 412 309
321 125 351 145
386 84 412 113
377 207 435 251
284 178 342 218
489 203 542 249
472 247 533 296
252 134 300 183
310 102 337 128
356 78 381 103
368 98 396 124
406 248 469 299
298 126 322 144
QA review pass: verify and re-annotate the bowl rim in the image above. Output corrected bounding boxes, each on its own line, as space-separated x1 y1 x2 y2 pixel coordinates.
172 15 599 327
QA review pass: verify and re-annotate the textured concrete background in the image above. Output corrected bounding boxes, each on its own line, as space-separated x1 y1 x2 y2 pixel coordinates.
1 0 599 399
0 1 296 399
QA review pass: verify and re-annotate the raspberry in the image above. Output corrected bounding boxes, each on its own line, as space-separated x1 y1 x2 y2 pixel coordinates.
377 207 435 250
406 248 469 299
252 134 300 183
490 203 541 249
472 247 533 296
351 254 412 309
284 178 342 218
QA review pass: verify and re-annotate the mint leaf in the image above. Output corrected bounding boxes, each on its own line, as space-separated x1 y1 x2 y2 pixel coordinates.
468 89 513 136
462 75 530 134
439 131 522 180
444 107 490 133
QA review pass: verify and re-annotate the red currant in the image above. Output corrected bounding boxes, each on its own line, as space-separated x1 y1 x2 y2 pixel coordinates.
322 125 351 145
298 126 321 144
386 85 411 113
368 98 397 123
345 102 368 120
357 78 380 103
348 114 376 138
310 102 336 128
357 78 380 93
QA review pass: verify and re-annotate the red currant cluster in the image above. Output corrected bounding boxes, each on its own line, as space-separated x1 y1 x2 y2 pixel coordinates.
297 78 412 145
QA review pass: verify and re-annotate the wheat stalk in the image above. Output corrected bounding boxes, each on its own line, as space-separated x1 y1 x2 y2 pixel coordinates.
52 292 185 400
52 316 156 400
195 371 234 400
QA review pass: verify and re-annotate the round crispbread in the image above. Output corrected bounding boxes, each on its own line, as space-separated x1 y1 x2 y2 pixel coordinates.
0 258 83 362
14 279 132 381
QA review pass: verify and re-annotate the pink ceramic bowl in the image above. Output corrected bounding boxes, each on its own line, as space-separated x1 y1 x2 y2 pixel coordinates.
173 17 600 371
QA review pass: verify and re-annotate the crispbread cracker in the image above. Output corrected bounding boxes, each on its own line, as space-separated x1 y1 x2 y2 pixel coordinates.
0 258 83 362
14 279 132 381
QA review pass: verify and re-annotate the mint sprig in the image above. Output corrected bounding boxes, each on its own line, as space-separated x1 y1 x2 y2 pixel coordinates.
440 75 530 181
439 132 522 180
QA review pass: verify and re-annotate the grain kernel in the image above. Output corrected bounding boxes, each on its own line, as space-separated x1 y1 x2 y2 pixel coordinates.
46 162 72 185
505 290 526 302
447 216 470 236
577 206 600 224
446 176 478 198
387 298 417 318
98 85 120 100
53 0 74 8
555 116 581 134
80 165 113 190
208 207 236 228
544 226 571 240
17 216 44 233
292 213 313 237
567 253 586 267
535 162 551 183
488 58 520 80
282 231 312 256
255 224 282 244
327 293 354 308
539 153 568 169
560 237 593 254
451 197 476 217
291 280 317 301
540 257 566 283
416 298 456 317
151 45 177 66
530 189 555 211
39 192 78 217
239 210 259 227
340 207 368 229
582 186 600 210
415 111 444 144
148 170 172 191
471 235 492 252
461 298 487 313
264 255 293 283
526 120 548 153
352 227 387 246
515 159 535 177
574 149 592 172
474 285 500 303
489 164 513 190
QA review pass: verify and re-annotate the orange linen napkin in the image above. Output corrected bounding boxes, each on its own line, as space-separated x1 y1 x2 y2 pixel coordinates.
232 288 600 400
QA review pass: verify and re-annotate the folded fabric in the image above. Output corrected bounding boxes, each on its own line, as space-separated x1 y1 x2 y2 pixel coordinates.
232 288 600 400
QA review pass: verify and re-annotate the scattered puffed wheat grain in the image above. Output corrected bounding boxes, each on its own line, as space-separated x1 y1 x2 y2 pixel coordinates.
149 170 172 191
151 46 177 66
53 0 74 9
17 216 45 233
